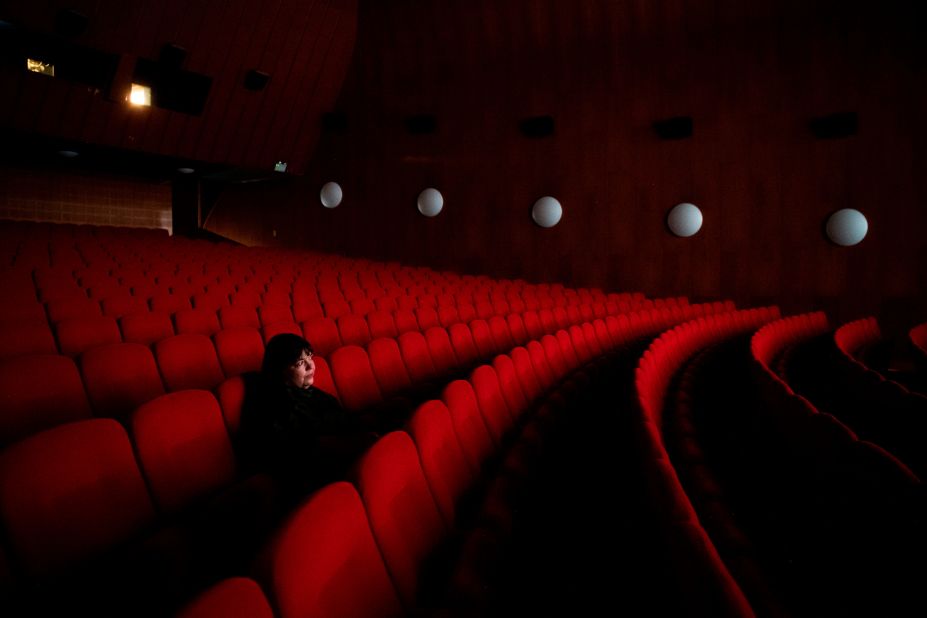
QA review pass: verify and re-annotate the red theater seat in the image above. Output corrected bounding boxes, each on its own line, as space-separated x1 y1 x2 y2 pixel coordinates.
329 346 384 412
0 419 156 578
442 380 494 474
301 317 343 357
356 431 448 608
449 323 479 367
338 314 373 347
0 322 58 360
219 305 261 330
149 292 192 314
214 327 265 377
155 334 225 392
174 308 221 337
46 295 102 323
0 354 92 446
120 311 175 346
176 577 274 618
264 482 404 618
424 327 460 376
368 338 414 397
258 303 294 327
470 365 515 444
469 319 498 359
56 316 122 357
367 310 400 339
80 343 165 419
399 331 439 383
130 391 237 514
407 400 474 528
394 309 420 335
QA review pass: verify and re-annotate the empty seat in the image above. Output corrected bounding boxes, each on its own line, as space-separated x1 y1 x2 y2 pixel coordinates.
469 320 498 359
509 347 544 402
398 331 439 383
192 291 230 312
338 314 373 348
488 316 515 351
394 309 420 335
0 354 92 446
120 311 174 346
367 338 414 397
506 314 528 346
56 316 122 357
45 294 102 323
449 323 479 367
214 327 265 377
0 419 156 578
301 317 343 357
80 343 165 419
174 308 221 337
149 292 192 314
407 400 475 527
155 334 225 392
131 391 237 514
437 306 460 328
176 577 274 618
264 482 404 618
424 326 460 375
367 310 400 339
415 307 440 330
0 322 58 360
219 305 260 330
329 346 384 412
492 354 532 419
442 380 494 474
470 365 516 444
355 431 448 608
258 303 295 327
101 293 150 319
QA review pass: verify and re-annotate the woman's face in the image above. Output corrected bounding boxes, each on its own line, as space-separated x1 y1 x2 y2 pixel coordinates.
285 349 315 389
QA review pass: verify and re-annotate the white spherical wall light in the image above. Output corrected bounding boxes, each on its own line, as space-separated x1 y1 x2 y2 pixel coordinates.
825 208 868 246
320 182 343 208
667 202 703 237
532 196 562 228
417 188 444 217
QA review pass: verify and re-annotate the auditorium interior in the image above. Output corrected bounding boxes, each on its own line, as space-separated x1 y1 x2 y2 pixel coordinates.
0 1 926 616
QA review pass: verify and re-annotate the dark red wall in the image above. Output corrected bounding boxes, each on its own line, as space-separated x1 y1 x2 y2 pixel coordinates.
1 0 357 174
205 0 927 330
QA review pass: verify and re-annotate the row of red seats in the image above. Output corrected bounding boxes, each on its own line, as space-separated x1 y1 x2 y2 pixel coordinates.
0 296 722 450
0 299 628 616
0 304 597 447
750 314 926 615
635 308 783 618
176 301 728 617
834 316 881 364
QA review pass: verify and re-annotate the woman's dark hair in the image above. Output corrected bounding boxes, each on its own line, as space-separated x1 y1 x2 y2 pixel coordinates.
261 333 314 380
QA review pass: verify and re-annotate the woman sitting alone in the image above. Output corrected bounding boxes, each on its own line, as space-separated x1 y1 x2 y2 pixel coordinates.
239 333 375 496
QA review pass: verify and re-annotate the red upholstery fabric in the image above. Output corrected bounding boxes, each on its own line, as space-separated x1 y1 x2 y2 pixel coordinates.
155 334 225 391
355 431 448 608
266 482 404 618
0 419 156 577
0 354 92 445
80 343 165 419
131 391 237 513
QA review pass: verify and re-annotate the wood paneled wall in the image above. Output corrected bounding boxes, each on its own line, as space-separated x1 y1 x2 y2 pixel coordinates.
205 0 927 329
0 165 172 232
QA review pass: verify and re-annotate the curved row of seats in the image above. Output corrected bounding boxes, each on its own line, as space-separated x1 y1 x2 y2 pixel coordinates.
0 292 698 448
748 313 926 616
634 308 781 618
173 303 745 617
0 297 659 616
